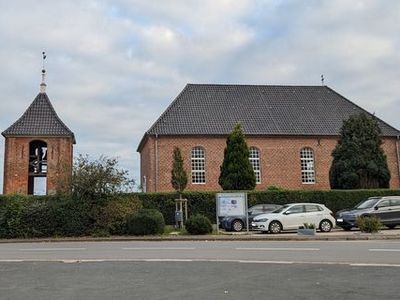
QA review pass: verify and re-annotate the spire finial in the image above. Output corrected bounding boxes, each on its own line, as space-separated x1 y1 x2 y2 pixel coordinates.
40 51 47 93
321 74 325 86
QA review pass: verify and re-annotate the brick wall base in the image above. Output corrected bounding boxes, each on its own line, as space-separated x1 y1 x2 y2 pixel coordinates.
3 136 73 195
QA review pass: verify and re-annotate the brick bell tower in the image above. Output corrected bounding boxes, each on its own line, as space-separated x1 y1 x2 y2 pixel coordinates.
2 54 75 195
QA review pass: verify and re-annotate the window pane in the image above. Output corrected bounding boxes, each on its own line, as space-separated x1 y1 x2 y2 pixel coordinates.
249 147 261 184
300 148 315 184
191 147 205 183
305 205 320 212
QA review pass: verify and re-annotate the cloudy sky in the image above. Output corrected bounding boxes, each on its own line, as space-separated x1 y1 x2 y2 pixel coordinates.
0 0 399 192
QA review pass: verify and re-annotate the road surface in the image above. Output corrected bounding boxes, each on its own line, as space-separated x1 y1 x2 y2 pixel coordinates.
1 240 399 299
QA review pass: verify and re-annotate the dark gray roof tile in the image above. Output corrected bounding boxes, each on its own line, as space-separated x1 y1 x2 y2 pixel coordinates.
2 92 75 142
145 84 400 137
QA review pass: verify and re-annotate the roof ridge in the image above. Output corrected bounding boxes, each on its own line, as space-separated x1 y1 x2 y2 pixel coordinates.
324 86 400 136
41 93 75 136
187 83 327 88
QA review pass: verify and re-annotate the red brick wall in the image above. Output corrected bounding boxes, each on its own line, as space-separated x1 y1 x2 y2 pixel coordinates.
139 135 400 192
140 136 155 192
3 136 74 195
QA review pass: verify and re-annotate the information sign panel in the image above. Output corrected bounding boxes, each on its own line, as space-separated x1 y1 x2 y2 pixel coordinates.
216 192 246 217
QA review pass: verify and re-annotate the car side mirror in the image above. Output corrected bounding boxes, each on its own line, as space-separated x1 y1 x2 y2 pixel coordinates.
374 206 379 210
284 211 290 215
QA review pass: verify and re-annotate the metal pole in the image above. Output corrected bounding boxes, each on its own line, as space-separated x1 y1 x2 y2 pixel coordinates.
180 201 183 228
216 194 220 234
245 193 249 234
185 199 188 222
175 201 178 228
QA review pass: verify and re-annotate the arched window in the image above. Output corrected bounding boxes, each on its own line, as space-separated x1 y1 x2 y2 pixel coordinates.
191 146 205 184
300 147 315 184
28 140 48 195
249 147 261 184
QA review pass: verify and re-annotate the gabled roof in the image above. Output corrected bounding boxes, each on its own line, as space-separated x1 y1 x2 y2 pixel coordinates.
2 92 75 143
138 84 400 151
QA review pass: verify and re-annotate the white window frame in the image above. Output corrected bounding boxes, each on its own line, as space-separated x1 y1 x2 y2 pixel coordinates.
191 146 206 184
300 147 316 184
249 147 261 184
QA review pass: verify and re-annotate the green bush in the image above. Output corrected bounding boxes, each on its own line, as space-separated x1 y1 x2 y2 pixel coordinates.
185 214 213 235
266 186 287 192
356 216 382 233
0 194 142 238
0 194 33 238
49 198 91 237
126 209 165 235
94 195 142 235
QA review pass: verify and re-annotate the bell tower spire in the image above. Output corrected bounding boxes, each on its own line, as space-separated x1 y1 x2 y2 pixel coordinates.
40 51 47 93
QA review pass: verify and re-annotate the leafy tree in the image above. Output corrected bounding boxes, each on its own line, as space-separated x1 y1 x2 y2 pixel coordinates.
171 147 188 197
219 123 256 190
71 154 135 200
329 113 391 189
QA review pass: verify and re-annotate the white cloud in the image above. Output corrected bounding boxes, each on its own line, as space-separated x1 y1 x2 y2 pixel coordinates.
0 0 399 192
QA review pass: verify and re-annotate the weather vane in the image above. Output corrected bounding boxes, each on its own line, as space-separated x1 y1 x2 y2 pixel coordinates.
40 51 47 93
42 51 46 74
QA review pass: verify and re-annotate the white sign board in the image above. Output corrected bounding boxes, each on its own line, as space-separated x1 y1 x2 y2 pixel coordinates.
33 177 47 196
216 193 246 217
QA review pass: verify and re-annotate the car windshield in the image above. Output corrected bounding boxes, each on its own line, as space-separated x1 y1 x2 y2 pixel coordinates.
248 206 262 215
355 198 380 209
271 205 289 213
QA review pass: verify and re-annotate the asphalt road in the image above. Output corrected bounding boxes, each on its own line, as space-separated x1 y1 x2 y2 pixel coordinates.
1 240 400 265
1 240 400 299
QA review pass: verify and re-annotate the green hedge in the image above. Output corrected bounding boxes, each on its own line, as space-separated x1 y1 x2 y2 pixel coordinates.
127 209 165 235
185 214 213 235
137 189 400 225
1 189 400 237
0 194 141 238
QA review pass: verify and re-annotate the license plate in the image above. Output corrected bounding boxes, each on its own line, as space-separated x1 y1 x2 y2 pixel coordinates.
336 218 343 222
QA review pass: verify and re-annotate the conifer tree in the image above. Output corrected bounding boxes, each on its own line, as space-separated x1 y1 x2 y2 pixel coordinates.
219 123 256 190
171 147 188 196
329 113 390 189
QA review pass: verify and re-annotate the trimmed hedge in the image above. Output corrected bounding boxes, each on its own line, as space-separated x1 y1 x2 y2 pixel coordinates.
0 194 141 238
137 189 400 225
1 189 400 237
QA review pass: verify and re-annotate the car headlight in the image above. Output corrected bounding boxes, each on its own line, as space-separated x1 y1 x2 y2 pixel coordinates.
255 218 268 222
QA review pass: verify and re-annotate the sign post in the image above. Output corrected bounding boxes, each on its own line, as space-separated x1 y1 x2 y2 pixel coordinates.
216 192 248 234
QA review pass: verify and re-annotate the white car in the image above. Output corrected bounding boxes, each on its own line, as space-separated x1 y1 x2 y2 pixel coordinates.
252 203 336 234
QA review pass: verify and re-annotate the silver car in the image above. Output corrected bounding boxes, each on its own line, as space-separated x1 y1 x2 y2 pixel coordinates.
252 203 336 234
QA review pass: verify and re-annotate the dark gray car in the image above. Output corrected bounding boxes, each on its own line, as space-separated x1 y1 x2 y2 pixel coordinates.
336 196 400 231
221 204 282 232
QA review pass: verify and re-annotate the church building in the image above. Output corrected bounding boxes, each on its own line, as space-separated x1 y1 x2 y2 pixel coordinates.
2 67 75 195
138 84 400 192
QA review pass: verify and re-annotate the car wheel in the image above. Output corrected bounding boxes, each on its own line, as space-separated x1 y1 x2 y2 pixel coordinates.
319 219 332 232
269 221 282 234
232 220 244 232
342 226 352 231
387 225 397 229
